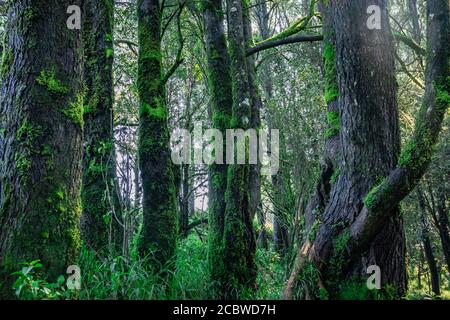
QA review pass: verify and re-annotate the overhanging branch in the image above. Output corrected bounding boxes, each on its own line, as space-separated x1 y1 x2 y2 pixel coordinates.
247 34 323 56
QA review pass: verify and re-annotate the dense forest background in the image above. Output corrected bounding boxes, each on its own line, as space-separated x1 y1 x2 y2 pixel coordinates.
0 0 449 300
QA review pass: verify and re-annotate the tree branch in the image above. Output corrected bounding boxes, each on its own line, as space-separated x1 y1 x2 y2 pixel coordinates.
247 34 323 56
394 33 426 56
187 218 208 231
161 2 185 86
350 0 449 254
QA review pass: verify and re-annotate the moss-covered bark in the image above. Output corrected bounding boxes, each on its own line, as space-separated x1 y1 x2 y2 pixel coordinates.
81 0 123 253
202 0 233 297
286 0 449 300
286 0 406 299
221 0 256 299
0 0 83 298
243 0 262 226
137 0 177 269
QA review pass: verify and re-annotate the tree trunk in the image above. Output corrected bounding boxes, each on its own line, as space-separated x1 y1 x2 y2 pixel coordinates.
243 0 262 225
287 0 404 299
408 0 421 43
179 163 189 237
137 0 177 268
81 0 123 254
202 0 233 297
0 0 83 298
417 189 440 295
222 0 256 298
285 0 449 300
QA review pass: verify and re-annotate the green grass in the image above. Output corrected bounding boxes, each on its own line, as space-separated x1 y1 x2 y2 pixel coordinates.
12 233 450 300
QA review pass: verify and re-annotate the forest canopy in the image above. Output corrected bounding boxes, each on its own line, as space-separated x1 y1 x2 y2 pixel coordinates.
0 0 449 301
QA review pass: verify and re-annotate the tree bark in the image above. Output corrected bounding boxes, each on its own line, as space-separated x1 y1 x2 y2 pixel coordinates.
222 0 256 298
202 0 233 297
81 0 123 254
179 163 189 237
408 0 421 43
243 0 263 240
286 0 404 299
285 0 449 300
0 0 83 298
137 0 178 269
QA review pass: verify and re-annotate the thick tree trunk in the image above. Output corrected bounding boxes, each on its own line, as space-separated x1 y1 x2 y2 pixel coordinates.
287 0 405 299
318 0 405 298
202 0 233 297
285 0 449 300
0 0 83 298
81 0 123 254
417 189 440 295
137 0 177 268
222 0 256 298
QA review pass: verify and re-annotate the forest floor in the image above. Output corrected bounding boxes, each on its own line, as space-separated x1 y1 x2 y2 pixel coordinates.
11 233 450 300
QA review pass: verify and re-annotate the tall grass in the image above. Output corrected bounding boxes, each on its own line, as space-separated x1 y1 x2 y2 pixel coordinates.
77 233 286 300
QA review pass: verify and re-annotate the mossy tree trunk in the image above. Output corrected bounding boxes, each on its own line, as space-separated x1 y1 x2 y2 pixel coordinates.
81 0 123 253
222 0 256 298
285 0 449 300
0 0 83 297
288 0 405 299
243 1 262 226
137 0 177 269
202 0 233 297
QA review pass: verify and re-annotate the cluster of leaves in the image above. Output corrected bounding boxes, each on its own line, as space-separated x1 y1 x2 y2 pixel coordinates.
12 260 75 300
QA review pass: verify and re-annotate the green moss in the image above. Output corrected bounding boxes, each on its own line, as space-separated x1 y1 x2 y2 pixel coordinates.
212 172 225 189
23 7 35 21
363 179 391 209
62 93 84 127
17 120 31 140
396 78 448 172
230 117 238 129
15 154 32 179
435 78 450 107
330 168 340 184
325 87 339 105
105 33 113 42
254 0 316 46
103 0 114 22
105 47 114 59
40 231 49 239
87 158 107 176
212 111 231 129
397 124 433 170
140 102 166 119
54 187 65 201
308 219 321 241
36 69 68 95
0 48 13 78
324 43 339 104
325 111 340 138
14 121 44 183
397 139 417 168
56 204 66 214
